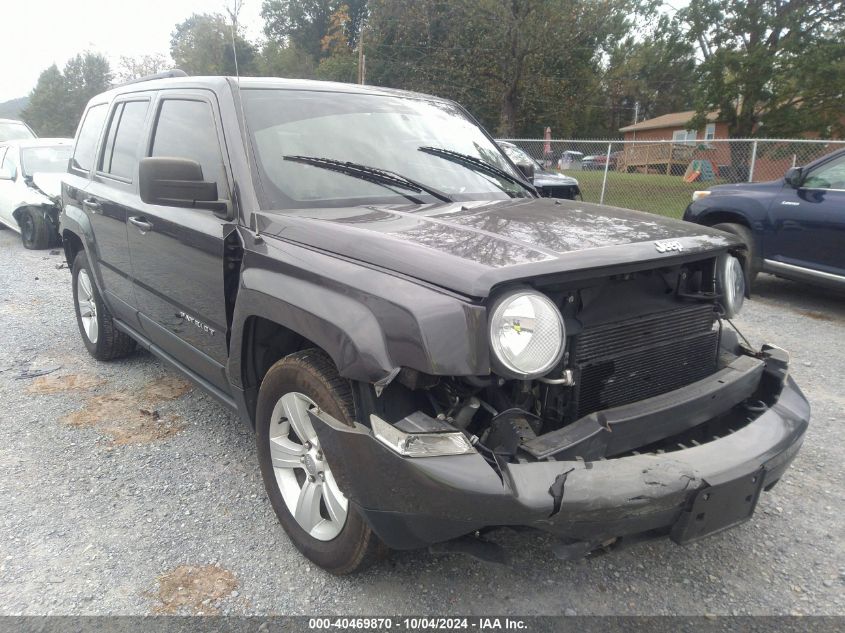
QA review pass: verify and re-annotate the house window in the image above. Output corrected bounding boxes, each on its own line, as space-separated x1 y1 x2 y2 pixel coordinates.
705 123 716 141
672 129 697 144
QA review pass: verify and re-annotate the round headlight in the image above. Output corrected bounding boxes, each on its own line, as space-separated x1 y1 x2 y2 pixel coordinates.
717 254 745 318
489 291 565 378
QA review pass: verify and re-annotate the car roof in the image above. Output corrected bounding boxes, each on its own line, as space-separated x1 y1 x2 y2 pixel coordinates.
99 75 450 104
0 138 72 148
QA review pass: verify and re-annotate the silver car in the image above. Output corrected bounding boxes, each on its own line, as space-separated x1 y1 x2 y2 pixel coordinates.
0 138 72 249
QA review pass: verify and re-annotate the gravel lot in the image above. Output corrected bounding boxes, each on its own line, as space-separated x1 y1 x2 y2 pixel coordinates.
0 228 842 616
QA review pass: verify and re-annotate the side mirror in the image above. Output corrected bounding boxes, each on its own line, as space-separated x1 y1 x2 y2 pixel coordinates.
784 167 803 188
515 162 535 183
0 166 16 181
139 157 229 217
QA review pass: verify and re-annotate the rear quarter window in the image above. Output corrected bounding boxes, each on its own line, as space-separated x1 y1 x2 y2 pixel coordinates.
71 104 108 173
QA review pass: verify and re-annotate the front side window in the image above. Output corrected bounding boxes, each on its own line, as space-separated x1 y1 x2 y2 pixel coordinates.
72 104 108 172
803 154 845 190
242 89 526 209
21 145 72 176
150 99 228 196
100 101 149 180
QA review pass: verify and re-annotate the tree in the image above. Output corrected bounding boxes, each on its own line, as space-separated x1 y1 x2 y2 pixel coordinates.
682 0 845 139
603 14 697 133
171 13 257 76
258 41 318 77
21 65 69 136
261 0 368 60
63 52 113 125
22 53 112 137
116 54 171 82
364 0 643 137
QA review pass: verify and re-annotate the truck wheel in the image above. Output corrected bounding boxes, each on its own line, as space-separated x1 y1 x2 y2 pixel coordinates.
256 349 387 574
71 251 136 360
712 222 760 287
20 207 51 249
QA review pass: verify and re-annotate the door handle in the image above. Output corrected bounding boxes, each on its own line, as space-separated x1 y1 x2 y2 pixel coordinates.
83 198 101 212
128 216 153 232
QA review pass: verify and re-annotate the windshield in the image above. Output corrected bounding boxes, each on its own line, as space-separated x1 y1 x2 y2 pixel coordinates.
21 145 72 176
501 143 540 169
243 89 527 209
0 121 36 142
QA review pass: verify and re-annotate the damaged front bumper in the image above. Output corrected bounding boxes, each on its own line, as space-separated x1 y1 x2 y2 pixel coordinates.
310 347 809 553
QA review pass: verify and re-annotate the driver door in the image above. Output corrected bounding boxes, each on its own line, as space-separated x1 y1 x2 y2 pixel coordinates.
766 152 845 277
126 91 233 391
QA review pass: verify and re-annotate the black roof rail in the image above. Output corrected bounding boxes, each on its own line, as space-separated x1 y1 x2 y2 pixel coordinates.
115 69 189 88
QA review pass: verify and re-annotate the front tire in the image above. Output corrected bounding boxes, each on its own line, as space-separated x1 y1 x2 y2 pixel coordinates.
71 251 136 360
712 222 760 288
20 207 52 249
256 349 387 574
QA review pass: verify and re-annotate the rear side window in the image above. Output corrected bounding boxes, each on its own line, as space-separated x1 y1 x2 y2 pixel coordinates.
100 101 149 180
150 99 228 197
72 104 107 172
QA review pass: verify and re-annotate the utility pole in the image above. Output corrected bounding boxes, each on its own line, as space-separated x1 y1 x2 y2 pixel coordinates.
358 28 365 85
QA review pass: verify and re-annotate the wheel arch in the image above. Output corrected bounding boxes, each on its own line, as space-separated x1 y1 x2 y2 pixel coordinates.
59 204 96 269
62 229 84 267
696 209 753 229
228 283 398 429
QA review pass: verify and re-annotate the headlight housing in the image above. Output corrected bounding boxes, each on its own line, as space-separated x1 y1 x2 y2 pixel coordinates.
716 254 745 318
488 290 565 379
692 190 712 202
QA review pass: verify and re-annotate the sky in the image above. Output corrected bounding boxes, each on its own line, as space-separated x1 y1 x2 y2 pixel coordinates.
0 0 265 103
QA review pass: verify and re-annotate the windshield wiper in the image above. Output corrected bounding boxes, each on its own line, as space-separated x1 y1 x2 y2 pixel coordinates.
283 155 452 203
418 146 535 195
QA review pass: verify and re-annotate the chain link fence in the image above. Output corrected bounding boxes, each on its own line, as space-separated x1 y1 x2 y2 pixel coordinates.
499 138 845 219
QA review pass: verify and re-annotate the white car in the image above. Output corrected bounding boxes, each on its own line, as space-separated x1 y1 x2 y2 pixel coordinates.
0 138 72 249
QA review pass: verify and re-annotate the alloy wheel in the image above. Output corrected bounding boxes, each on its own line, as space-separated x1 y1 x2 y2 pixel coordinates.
76 269 99 344
268 391 348 541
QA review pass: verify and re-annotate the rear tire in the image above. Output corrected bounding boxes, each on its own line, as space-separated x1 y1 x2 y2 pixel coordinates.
20 207 52 250
71 251 136 360
256 348 387 574
712 222 759 287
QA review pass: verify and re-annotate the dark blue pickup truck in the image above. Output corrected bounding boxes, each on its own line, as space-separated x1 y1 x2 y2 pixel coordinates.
684 148 845 290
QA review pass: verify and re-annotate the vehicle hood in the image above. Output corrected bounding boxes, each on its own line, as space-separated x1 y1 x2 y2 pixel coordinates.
30 173 63 201
707 179 784 196
255 198 736 298
533 170 579 188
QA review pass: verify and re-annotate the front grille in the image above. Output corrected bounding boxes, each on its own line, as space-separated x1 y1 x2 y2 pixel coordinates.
574 304 718 419
539 185 578 200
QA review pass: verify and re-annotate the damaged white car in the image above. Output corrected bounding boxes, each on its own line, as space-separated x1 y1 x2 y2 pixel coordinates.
0 138 72 248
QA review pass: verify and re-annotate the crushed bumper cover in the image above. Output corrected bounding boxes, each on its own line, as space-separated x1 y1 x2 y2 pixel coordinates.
311 359 809 551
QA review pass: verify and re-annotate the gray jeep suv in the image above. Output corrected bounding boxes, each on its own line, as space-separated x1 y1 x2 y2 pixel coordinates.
59 73 809 574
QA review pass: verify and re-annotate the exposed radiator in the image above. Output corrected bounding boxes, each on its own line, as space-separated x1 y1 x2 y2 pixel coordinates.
574 304 719 419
